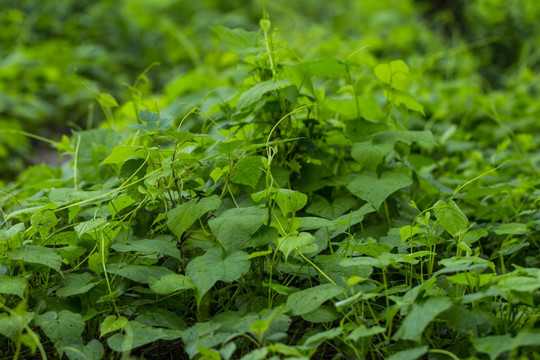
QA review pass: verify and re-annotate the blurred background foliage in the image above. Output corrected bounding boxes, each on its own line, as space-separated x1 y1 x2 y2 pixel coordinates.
0 0 539 181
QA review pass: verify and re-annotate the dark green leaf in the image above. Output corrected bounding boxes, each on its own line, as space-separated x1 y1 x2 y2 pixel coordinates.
393 297 452 342
167 196 221 239
186 248 250 304
286 284 343 315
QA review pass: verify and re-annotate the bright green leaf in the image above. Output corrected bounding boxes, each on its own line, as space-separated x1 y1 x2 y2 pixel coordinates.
0 275 26 298
374 63 391 84
100 316 129 337
433 200 468 237
101 146 145 165
237 79 290 110
275 232 315 260
347 171 412 211
212 26 262 54
98 93 119 108
149 273 195 295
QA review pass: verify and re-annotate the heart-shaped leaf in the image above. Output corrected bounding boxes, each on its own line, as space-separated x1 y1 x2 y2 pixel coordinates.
208 206 267 253
186 248 250 304
347 171 412 210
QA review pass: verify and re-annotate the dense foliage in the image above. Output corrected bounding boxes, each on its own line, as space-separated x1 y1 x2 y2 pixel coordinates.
1 1 540 359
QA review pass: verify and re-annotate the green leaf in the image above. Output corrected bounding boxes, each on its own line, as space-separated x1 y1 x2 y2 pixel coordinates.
73 129 121 181
275 189 308 215
30 210 57 238
98 93 119 108
56 272 95 297
101 145 146 165
108 195 136 217
129 109 173 131
74 218 108 238
275 232 315 260
324 97 384 120
495 276 540 292
167 196 221 239
385 89 425 115
473 334 512 360
301 306 341 323
35 310 85 347
0 275 26 298
296 59 348 78
208 206 267 253
212 25 262 54
447 272 494 288
286 284 343 315
7 246 63 273
347 325 385 342
240 348 269 360
375 60 410 91
357 97 385 119
399 225 420 242
493 223 528 235
316 253 373 287
64 339 104 360
374 63 391 85
347 171 412 211
186 248 250 304
107 321 182 352
373 130 436 145
306 195 356 219
106 263 172 284
303 327 342 348
433 200 468 237
237 79 291 110
393 297 452 342
250 319 269 340
0 312 31 339
387 346 428 360
197 346 221 360
214 140 243 155
389 60 410 91
100 315 129 337
149 273 195 295
111 237 180 260
351 141 394 169
474 330 540 360
230 156 264 188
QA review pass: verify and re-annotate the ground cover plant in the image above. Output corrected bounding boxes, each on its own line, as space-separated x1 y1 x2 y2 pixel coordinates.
1 1 540 359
